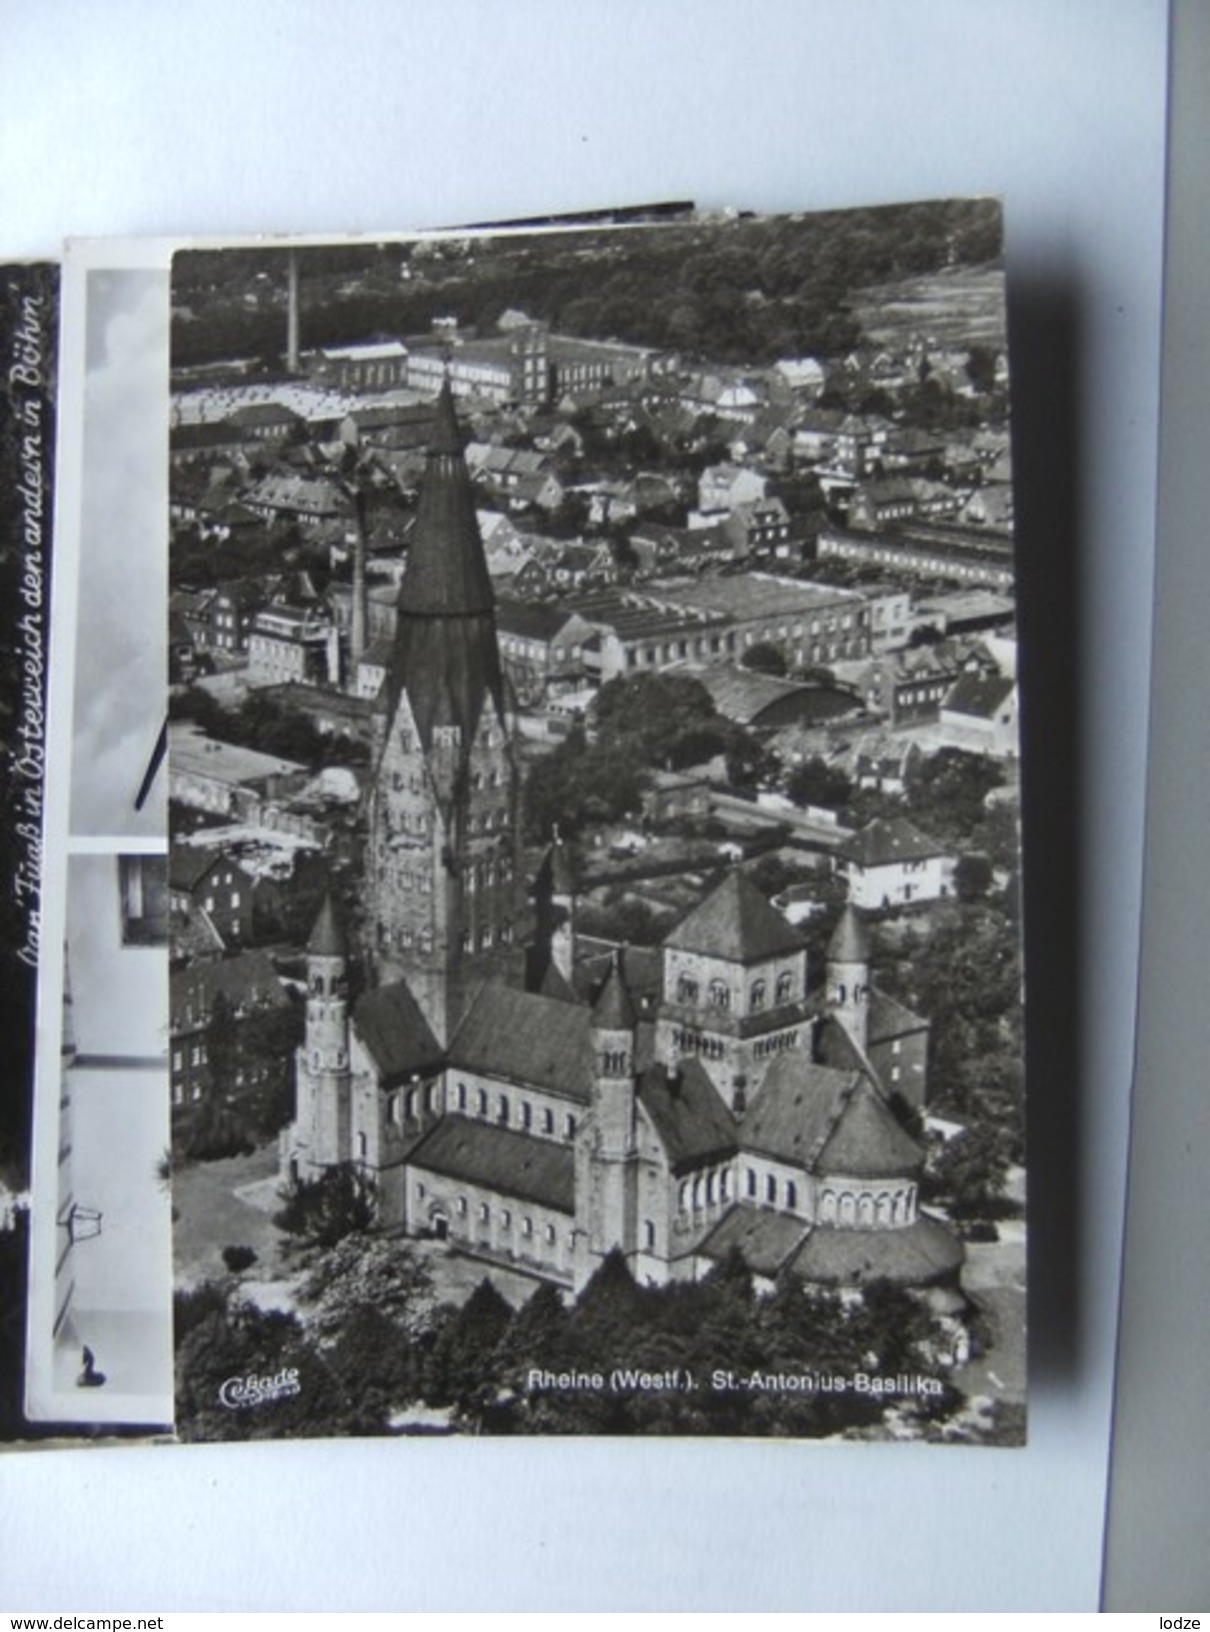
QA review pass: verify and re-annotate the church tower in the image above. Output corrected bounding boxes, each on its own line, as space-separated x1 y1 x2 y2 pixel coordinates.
826 902 871 1054
365 382 523 1043
576 956 640 1280
286 892 352 1179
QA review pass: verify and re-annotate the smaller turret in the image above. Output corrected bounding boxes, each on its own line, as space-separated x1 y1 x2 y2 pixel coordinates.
288 891 353 1175
578 953 640 1278
826 902 871 1053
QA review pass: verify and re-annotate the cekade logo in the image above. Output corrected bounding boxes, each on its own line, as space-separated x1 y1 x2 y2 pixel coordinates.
219 1367 302 1409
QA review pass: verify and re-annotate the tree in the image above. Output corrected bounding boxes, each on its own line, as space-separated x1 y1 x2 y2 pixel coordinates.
964 345 998 394
274 1163 375 1249
954 852 993 902
904 749 1004 844
786 755 852 812
931 1125 1011 1218
296 1234 435 1341
740 641 788 677
425 1278 514 1417
595 671 720 768
174 1283 362 1441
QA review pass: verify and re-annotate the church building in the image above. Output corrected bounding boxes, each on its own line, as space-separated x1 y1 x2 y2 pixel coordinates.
282 384 962 1295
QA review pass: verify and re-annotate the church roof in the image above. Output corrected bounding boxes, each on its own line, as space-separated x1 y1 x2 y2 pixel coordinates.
307 892 346 957
574 941 663 1018
693 1204 810 1277
353 982 443 1087
827 903 870 965
664 869 805 964
787 1214 963 1287
740 1053 921 1177
408 1116 575 1214
868 987 928 1043
380 382 508 775
637 1060 737 1174
449 981 594 1103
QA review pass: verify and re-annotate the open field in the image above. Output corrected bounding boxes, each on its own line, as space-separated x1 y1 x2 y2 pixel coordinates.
854 263 1008 351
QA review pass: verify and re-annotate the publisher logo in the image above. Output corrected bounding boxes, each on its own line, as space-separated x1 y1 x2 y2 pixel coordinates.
218 1367 302 1410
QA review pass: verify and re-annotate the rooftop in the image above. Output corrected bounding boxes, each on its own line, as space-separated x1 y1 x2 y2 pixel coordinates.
170 722 307 787
408 1116 575 1214
450 981 594 1103
665 869 806 964
841 816 949 868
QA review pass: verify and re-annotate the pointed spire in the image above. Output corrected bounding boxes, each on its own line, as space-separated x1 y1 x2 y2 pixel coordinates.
593 952 636 1032
428 375 464 457
396 383 493 617
308 891 346 958
828 902 869 965
380 383 506 770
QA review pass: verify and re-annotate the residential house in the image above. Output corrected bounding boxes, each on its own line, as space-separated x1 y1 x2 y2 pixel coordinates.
837 817 955 911
939 673 1019 760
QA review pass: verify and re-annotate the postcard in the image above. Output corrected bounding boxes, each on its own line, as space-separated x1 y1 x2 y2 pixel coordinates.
165 204 1026 1443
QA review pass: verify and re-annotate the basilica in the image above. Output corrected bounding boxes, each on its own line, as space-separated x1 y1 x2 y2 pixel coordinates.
281 384 963 1295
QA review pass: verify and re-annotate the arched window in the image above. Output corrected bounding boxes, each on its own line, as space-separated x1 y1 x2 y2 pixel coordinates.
821 1189 837 1223
706 1173 716 1205
839 1192 856 1225
776 971 793 1004
858 1194 874 1226
709 980 730 1011
677 974 699 1003
476 1088 488 1116
692 1175 703 1210
746 1168 757 1199
785 1180 798 1211
749 979 767 1013
765 1173 777 1204
497 1094 510 1126
643 1219 656 1251
542 1107 554 1136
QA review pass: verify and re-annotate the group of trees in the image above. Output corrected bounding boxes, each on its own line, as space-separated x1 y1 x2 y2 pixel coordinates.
171 683 368 775
173 200 1002 375
174 1225 974 1442
523 672 770 843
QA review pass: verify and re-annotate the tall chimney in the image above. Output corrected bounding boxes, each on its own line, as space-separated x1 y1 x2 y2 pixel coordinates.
286 250 300 375
350 488 368 679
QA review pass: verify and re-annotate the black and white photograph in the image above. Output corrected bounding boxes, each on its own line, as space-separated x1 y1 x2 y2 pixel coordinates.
11 248 175 1438
23 852 173 1427
167 205 1026 1444
68 265 169 840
